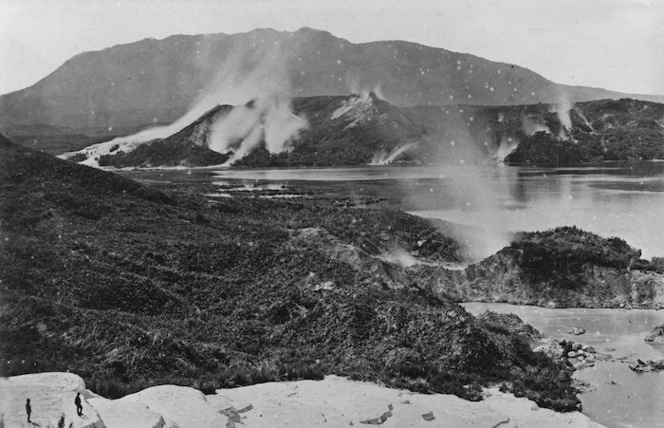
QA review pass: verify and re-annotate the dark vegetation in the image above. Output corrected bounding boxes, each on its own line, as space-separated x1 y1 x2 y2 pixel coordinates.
98 139 230 167
1 134 580 411
97 105 234 168
506 99 664 164
509 226 641 288
70 96 664 169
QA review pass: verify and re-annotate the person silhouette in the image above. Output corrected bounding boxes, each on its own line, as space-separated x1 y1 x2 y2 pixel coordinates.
25 398 31 423
75 393 83 416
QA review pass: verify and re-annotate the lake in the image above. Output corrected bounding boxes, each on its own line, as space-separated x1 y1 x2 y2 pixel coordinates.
126 162 664 260
463 303 664 428
122 162 664 427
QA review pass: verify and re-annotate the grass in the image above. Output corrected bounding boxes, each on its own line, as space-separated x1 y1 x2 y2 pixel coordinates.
0 135 580 411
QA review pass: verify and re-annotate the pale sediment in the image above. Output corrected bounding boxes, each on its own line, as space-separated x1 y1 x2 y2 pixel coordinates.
0 372 605 428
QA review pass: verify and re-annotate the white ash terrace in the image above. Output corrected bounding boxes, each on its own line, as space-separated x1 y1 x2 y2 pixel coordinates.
0 372 603 428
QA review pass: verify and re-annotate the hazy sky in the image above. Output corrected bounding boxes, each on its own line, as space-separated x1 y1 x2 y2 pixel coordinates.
1 0 663 96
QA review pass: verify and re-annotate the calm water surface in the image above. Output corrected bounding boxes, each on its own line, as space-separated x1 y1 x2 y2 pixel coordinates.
463 303 664 428
190 162 664 259
123 164 664 427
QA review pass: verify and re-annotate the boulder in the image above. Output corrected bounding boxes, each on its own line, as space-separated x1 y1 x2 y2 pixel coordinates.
568 327 586 335
644 324 664 343
629 359 664 373
582 345 596 354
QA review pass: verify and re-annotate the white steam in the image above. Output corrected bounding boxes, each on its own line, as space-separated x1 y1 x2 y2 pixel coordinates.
370 142 418 165
574 107 594 131
70 32 308 167
521 115 550 136
494 136 519 161
346 74 387 101
411 109 511 261
205 39 308 165
551 92 572 140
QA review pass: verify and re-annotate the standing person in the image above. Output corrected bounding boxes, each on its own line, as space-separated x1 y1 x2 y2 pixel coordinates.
25 398 31 423
74 393 83 417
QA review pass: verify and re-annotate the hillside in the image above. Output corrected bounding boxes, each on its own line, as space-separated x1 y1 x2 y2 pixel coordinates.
410 226 664 309
0 134 582 411
505 98 664 164
1 27 662 131
62 95 664 168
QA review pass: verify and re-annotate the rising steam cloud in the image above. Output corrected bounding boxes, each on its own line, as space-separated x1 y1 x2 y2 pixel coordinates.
551 91 573 140
203 39 308 165
521 115 550 136
73 33 308 167
346 74 387 101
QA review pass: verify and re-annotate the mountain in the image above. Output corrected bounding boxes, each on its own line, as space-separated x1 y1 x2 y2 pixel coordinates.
0 134 582 411
2 27 662 131
62 93 664 168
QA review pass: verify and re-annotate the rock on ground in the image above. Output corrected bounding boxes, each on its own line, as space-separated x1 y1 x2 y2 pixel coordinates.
645 323 664 343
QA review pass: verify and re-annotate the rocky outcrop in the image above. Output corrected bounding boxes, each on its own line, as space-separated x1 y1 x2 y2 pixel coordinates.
645 324 664 343
411 257 664 309
410 228 664 309
629 359 664 373
477 311 544 345
533 340 607 372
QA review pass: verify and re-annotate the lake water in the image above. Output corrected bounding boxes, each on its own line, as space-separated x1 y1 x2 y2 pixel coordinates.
182 162 664 259
463 303 664 428
122 163 664 427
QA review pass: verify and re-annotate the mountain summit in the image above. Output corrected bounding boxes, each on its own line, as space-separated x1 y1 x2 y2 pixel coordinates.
2 27 661 129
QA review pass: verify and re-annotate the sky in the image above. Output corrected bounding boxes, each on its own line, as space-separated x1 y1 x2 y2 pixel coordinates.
0 0 663 96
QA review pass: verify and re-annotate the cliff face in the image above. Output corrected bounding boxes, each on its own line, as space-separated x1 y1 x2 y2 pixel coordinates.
409 230 664 309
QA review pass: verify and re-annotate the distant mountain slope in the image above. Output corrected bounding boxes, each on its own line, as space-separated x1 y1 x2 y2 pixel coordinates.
2 27 662 129
504 98 664 163
62 94 664 168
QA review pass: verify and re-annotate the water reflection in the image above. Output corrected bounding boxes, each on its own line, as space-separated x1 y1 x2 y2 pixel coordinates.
124 162 664 259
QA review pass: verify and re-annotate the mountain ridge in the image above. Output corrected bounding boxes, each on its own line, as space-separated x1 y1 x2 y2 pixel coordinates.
2 27 662 129
59 94 664 168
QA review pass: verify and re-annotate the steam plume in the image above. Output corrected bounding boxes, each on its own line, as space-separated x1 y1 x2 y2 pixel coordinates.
370 143 418 165
346 74 387 101
521 115 550 136
205 38 308 165
72 32 308 167
551 91 572 140
494 136 519 161
574 107 594 131
412 108 511 260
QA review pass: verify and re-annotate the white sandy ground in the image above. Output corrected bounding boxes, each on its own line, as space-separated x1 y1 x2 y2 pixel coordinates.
0 372 605 428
